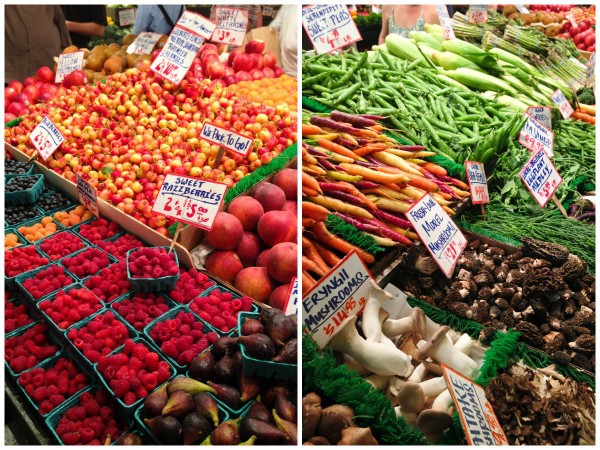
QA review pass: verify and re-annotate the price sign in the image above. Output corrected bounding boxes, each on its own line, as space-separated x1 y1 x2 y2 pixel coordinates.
465 161 489 205
467 5 488 23
211 7 248 47
566 12 577 27
302 5 363 55
436 5 456 39
127 32 162 55
199 123 254 157
551 89 574 119
406 194 467 278
284 277 298 315
586 53 595 88
263 7 273 17
55 51 85 83
515 5 529 13
302 250 372 348
442 365 509 446
177 10 218 40
519 113 554 157
150 25 204 85
76 174 99 218
152 174 227 230
526 106 551 129
29 117 64 160
119 8 136 26
520 148 563 208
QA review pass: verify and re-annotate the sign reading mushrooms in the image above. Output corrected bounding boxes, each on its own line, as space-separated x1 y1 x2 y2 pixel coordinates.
442 365 509 445
302 250 372 348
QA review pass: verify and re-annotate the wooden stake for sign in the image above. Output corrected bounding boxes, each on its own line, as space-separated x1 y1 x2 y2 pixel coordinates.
26 151 38 163
168 222 184 255
552 195 570 219
480 204 486 221
214 147 226 168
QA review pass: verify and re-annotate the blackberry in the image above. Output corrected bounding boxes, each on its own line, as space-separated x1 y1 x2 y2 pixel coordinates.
6 205 40 225
36 192 71 212
6 176 39 192
5 160 32 175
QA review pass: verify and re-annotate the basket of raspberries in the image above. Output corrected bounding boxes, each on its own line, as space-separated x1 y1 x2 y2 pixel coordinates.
126 247 180 292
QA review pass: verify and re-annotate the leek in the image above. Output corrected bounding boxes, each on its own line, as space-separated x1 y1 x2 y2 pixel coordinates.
443 68 517 95
410 31 443 50
442 38 504 74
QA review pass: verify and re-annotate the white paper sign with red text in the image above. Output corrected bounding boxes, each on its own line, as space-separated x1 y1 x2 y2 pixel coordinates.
302 5 363 55
284 277 298 315
199 123 254 157
150 25 204 85
211 7 248 47
519 148 563 208
152 174 227 230
302 250 371 348
465 161 489 205
29 117 65 161
519 113 554 157
526 106 551 130
119 8 136 26
127 32 162 55
406 194 467 278
177 10 218 40
55 51 85 83
551 89 574 119
76 174 100 218
442 365 509 446
436 5 456 39
468 5 488 23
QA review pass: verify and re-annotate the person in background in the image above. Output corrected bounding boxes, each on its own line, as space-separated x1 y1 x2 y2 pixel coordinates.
5 5 72 82
379 5 440 43
269 5 297 77
132 5 185 36
61 5 107 49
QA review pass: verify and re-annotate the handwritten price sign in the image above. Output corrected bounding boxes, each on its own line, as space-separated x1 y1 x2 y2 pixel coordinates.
436 5 456 39
152 174 227 230
551 89 574 119
284 277 298 316
177 10 218 40
465 161 489 205
406 194 467 278
199 123 254 157
76 174 99 218
519 113 554 157
302 5 363 54
127 32 162 54
29 117 65 160
119 8 136 26
55 51 85 83
302 251 371 348
468 5 488 23
150 26 204 85
442 365 509 446
211 7 248 47
520 148 563 208
526 106 551 129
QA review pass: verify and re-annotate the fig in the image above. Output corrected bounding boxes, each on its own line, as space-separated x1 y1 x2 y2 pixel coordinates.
189 350 215 381
167 376 215 396
239 418 286 445
214 354 237 385
162 390 194 418
144 415 182 444
273 409 298 445
143 382 168 417
245 398 273 423
274 393 297 422
258 307 281 323
231 350 243 372
115 432 143 445
241 317 265 335
212 336 238 359
273 338 297 364
207 381 243 410
262 382 292 408
265 312 294 346
239 334 276 360
239 373 264 403
182 412 212 445
194 392 220 427
211 419 241 445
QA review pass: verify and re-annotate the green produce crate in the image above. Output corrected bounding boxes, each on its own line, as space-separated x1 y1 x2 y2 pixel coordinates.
110 291 178 332
15 262 78 305
5 227 27 251
5 174 45 206
81 261 133 305
97 232 148 261
13 216 65 245
34 189 77 215
35 230 92 261
58 246 119 282
5 204 45 228
5 244 51 292
49 203 96 228
5 161 34 181
4 295 37 335
73 218 124 244
126 247 180 293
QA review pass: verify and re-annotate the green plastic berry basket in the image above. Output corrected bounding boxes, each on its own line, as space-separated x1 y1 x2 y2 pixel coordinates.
35 229 94 262
126 247 180 293
80 259 133 305
13 215 66 245
72 218 125 246
4 294 37 335
5 161 34 181
237 311 297 382
16 349 95 419
45 384 132 445
63 308 139 373
110 291 178 333
48 203 97 229
58 246 119 283
5 244 51 292
5 204 45 228
5 226 26 250
5 174 45 206
34 189 78 215
15 262 78 306
97 233 148 261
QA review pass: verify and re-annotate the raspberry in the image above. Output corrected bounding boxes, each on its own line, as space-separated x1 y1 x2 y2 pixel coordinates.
79 427 96 444
110 379 130 398
201 303 219 317
169 291 186 303
61 432 80 445
65 406 86 421
32 386 48 402
49 394 66 407
82 399 100 416
240 296 253 311
212 316 226 330
162 341 178 359
141 372 157 390
10 355 30 373
123 391 137 405
145 352 159 371
198 311 212 323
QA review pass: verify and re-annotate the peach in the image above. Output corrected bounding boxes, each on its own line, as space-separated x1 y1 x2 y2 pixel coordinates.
252 182 285 212
273 168 297 201
205 250 243 284
257 210 297 247
266 242 297 283
227 196 264 231
234 267 275 303
235 232 262 267
269 283 291 310
256 249 271 267
281 200 297 216
205 212 243 249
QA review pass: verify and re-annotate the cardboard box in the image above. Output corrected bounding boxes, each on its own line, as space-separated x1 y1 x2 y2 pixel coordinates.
243 26 281 66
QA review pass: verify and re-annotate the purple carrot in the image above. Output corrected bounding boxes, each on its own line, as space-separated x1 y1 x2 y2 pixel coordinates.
335 137 358 149
354 160 379 169
305 145 328 158
364 155 386 166
358 217 413 245
330 110 377 128
355 138 369 146
354 180 380 189
439 174 469 189
359 114 385 121
333 212 380 234
398 145 426 151
371 209 413 230
310 116 361 134
325 190 373 209
422 171 460 199
319 182 346 193
318 157 340 172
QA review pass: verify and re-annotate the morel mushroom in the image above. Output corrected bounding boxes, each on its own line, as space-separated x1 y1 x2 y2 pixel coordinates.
557 254 587 281
568 335 594 355
521 237 569 266
514 321 544 348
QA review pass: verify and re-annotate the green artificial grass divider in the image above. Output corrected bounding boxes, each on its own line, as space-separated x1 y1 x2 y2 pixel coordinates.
324 214 386 254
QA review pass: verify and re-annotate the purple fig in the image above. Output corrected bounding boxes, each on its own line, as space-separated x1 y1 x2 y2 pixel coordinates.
239 372 264 403
246 398 273 423
214 354 237 384
162 390 194 418
182 412 212 445
274 393 297 422
239 334 276 360
262 382 292 408
189 350 215 381
144 415 182 444
241 317 265 335
207 381 243 410
273 338 297 364
258 308 281 323
231 350 243 372
193 392 220 427
211 419 241 445
212 336 238 359
144 382 168 417
273 409 298 445
239 418 286 445
265 312 294 346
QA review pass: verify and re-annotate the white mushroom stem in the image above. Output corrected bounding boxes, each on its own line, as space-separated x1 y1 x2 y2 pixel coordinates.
394 406 417 425
378 309 397 348
343 355 371 377
382 316 413 338
362 279 393 343
386 376 406 403
454 334 474 356
432 389 454 414
365 374 390 391
419 377 447 399
329 316 412 377
408 363 428 382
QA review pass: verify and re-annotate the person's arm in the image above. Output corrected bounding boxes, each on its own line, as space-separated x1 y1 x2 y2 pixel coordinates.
378 5 391 45
269 6 284 32
254 6 263 29
65 21 105 38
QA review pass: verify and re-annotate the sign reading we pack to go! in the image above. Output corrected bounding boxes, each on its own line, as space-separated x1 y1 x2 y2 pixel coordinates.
55 51 85 83
200 123 254 156
519 113 554 157
520 148 563 208
465 161 489 205
302 5 363 55
212 7 249 47
302 250 372 348
29 117 65 160
152 174 227 230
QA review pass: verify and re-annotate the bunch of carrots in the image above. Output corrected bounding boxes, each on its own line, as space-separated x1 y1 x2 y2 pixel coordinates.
572 103 595 125
301 111 471 294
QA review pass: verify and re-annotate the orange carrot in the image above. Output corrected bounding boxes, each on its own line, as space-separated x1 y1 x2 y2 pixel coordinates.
303 255 327 277
302 147 318 165
303 164 327 176
302 270 317 293
353 143 387 157
302 236 331 274
302 218 316 228
302 123 326 136
423 162 448 177
302 187 319 197
310 222 375 264
339 163 409 184
405 174 439 192
302 201 330 222
302 171 322 194
317 139 358 160
312 240 342 267
573 110 596 124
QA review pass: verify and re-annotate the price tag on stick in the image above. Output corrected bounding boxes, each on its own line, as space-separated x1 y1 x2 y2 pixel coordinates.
284 277 299 316
211 7 248 47
150 25 205 85
55 51 85 83
405 194 467 278
436 5 456 39
127 32 162 54
518 113 554 157
28 117 65 161
467 5 488 23
526 106 552 130
302 5 363 54
465 161 489 220
551 89 574 119
76 174 100 218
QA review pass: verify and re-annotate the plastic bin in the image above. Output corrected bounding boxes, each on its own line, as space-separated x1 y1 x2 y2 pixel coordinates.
110 291 177 332
5 227 26 250
4 295 37 334
59 247 118 282
5 161 34 180
5 174 44 206
13 215 65 245
126 247 180 293
97 233 147 261
49 203 96 229
5 204 45 228
5 244 51 292
15 262 78 305
73 218 124 244
36 230 92 261
34 190 77 215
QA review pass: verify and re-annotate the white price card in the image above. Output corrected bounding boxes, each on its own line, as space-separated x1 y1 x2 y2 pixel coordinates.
302 5 363 55
177 10 218 40
436 5 456 39
526 106 551 130
515 4 529 13
211 7 249 47
519 113 554 157
263 7 273 17
119 8 136 26
586 53 595 88
29 117 65 161
520 148 563 208
152 174 227 230
551 89 574 119
302 250 372 348
55 51 85 83
199 123 254 157
150 25 204 85
405 194 467 278
284 277 299 316
465 161 489 205
76 174 100 218
442 365 509 446
127 32 162 55
467 5 488 24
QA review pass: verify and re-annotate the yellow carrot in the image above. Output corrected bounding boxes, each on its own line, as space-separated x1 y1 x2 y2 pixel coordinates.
309 195 373 219
372 151 423 176
339 163 410 184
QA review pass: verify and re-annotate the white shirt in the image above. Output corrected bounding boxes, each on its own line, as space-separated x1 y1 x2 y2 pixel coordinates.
270 5 298 78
